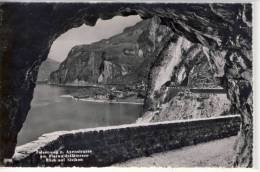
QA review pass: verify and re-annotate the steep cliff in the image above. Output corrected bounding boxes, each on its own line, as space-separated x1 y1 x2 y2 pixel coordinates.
137 35 233 123
50 17 173 87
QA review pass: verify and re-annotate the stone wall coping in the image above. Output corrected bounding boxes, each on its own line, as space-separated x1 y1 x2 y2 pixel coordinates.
13 114 240 162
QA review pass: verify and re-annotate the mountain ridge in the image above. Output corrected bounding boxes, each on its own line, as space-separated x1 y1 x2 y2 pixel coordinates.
49 17 172 87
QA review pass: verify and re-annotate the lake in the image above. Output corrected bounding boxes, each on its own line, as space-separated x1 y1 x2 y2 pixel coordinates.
17 84 143 145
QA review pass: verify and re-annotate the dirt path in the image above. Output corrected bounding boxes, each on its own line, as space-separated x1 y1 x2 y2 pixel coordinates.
113 136 237 167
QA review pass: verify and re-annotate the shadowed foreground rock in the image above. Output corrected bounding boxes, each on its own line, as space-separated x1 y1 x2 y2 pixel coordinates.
0 3 252 167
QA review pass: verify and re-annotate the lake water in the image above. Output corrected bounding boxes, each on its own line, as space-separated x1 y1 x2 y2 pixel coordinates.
17 84 143 145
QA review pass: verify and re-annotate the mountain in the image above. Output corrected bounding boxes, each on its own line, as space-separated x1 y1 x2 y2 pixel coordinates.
49 17 173 87
37 58 60 82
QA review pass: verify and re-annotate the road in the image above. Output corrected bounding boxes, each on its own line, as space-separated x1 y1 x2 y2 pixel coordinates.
113 136 237 167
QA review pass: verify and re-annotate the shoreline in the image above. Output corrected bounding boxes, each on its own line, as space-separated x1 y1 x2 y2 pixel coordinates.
60 94 144 105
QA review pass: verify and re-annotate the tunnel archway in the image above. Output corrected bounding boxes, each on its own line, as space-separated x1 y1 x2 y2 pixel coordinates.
0 3 252 167
17 15 148 146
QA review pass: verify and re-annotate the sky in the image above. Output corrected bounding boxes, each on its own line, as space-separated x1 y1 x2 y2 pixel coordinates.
48 15 142 62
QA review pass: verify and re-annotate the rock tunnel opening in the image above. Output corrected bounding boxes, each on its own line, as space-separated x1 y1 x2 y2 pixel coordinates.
17 15 149 146
0 3 252 167
17 11 238 160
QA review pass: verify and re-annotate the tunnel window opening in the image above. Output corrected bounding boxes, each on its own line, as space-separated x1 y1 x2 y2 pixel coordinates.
16 14 237 147
17 15 149 146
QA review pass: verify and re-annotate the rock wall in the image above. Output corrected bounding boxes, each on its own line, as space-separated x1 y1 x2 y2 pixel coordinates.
140 34 232 123
139 90 233 123
144 35 221 111
12 115 240 167
0 3 252 166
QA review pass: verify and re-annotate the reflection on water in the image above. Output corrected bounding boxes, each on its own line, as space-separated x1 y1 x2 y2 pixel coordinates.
17 84 143 145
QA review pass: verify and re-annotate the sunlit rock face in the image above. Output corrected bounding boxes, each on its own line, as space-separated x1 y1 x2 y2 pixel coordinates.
139 34 232 123
140 90 232 123
49 17 172 86
0 3 252 167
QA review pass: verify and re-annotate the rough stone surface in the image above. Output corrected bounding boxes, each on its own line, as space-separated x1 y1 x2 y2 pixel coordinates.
139 34 234 123
0 3 252 167
139 90 233 123
12 115 240 167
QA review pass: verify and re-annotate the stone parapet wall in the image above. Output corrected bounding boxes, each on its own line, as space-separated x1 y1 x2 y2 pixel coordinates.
12 115 240 167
